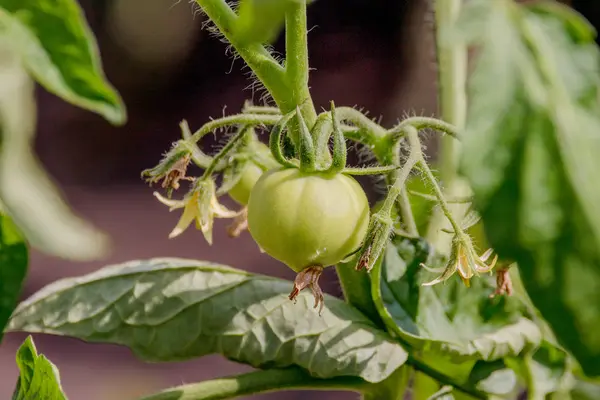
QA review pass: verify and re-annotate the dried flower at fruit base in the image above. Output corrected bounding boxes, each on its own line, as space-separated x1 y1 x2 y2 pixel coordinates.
289 266 325 315
421 233 498 287
142 141 193 196
227 206 249 238
154 178 240 244
489 267 513 298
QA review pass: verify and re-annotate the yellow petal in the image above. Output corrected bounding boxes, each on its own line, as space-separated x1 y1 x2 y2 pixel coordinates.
419 262 446 274
475 254 498 273
153 192 185 210
479 248 494 262
168 202 196 238
210 196 239 219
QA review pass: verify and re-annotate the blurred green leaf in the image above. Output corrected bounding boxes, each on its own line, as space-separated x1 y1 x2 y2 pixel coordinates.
0 0 125 124
372 237 540 383
235 0 297 45
12 335 67 400
571 378 600 400
0 38 110 261
0 214 27 342
8 258 408 384
458 0 600 376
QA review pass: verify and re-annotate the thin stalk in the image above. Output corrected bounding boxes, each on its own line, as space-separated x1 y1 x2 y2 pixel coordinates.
389 117 459 140
195 0 289 109
139 367 368 400
284 1 317 126
336 107 387 139
398 188 418 236
201 126 251 178
242 105 281 115
408 357 487 399
426 0 470 251
388 137 419 237
189 114 280 143
418 160 462 234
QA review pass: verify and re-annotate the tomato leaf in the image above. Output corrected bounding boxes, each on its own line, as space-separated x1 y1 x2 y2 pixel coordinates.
372 237 541 383
0 0 125 124
0 38 110 261
7 258 408 384
457 0 600 376
12 335 67 400
0 215 28 343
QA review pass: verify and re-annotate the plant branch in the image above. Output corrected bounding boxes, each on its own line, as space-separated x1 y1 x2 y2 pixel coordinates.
139 367 368 400
195 0 289 109
426 0 470 250
397 188 419 236
284 1 317 126
201 126 251 178
417 161 462 234
389 116 460 140
408 357 487 399
189 113 280 144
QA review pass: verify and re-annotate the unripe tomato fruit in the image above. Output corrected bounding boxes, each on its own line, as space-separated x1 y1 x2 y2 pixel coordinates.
228 162 264 206
247 168 370 272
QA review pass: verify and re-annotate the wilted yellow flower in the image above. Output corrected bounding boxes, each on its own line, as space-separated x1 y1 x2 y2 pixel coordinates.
421 234 498 287
154 178 239 244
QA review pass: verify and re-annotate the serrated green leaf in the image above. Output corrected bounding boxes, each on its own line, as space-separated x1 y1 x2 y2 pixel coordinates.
12 335 67 400
377 238 540 359
457 0 600 376
8 258 408 384
0 0 126 124
0 215 27 342
0 38 110 261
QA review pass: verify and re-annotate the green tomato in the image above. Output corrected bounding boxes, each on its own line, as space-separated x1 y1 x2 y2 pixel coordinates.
247 168 370 272
228 162 264 206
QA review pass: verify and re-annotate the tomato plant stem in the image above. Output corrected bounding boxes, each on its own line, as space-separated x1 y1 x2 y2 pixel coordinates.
426 0 471 251
194 0 289 112
139 367 369 400
201 126 251 178
189 113 280 144
284 1 317 127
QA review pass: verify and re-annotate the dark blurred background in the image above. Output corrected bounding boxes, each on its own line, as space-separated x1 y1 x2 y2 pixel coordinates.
0 0 596 399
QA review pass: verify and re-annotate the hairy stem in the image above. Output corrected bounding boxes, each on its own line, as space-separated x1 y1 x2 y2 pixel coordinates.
189 113 280 144
139 367 368 400
284 1 317 126
417 160 462 234
426 0 470 250
398 188 419 236
389 117 459 141
195 0 289 106
202 126 251 178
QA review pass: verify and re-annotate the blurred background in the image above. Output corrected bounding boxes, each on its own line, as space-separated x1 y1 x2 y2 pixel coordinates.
0 0 597 399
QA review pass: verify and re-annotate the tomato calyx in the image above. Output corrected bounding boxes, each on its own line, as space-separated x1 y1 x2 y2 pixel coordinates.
289 265 325 315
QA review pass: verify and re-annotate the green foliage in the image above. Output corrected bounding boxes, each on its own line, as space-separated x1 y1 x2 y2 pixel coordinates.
0 215 27 342
458 0 600 376
12 336 67 400
8 258 407 384
0 0 125 124
0 37 110 261
1 0 600 399
375 238 540 369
